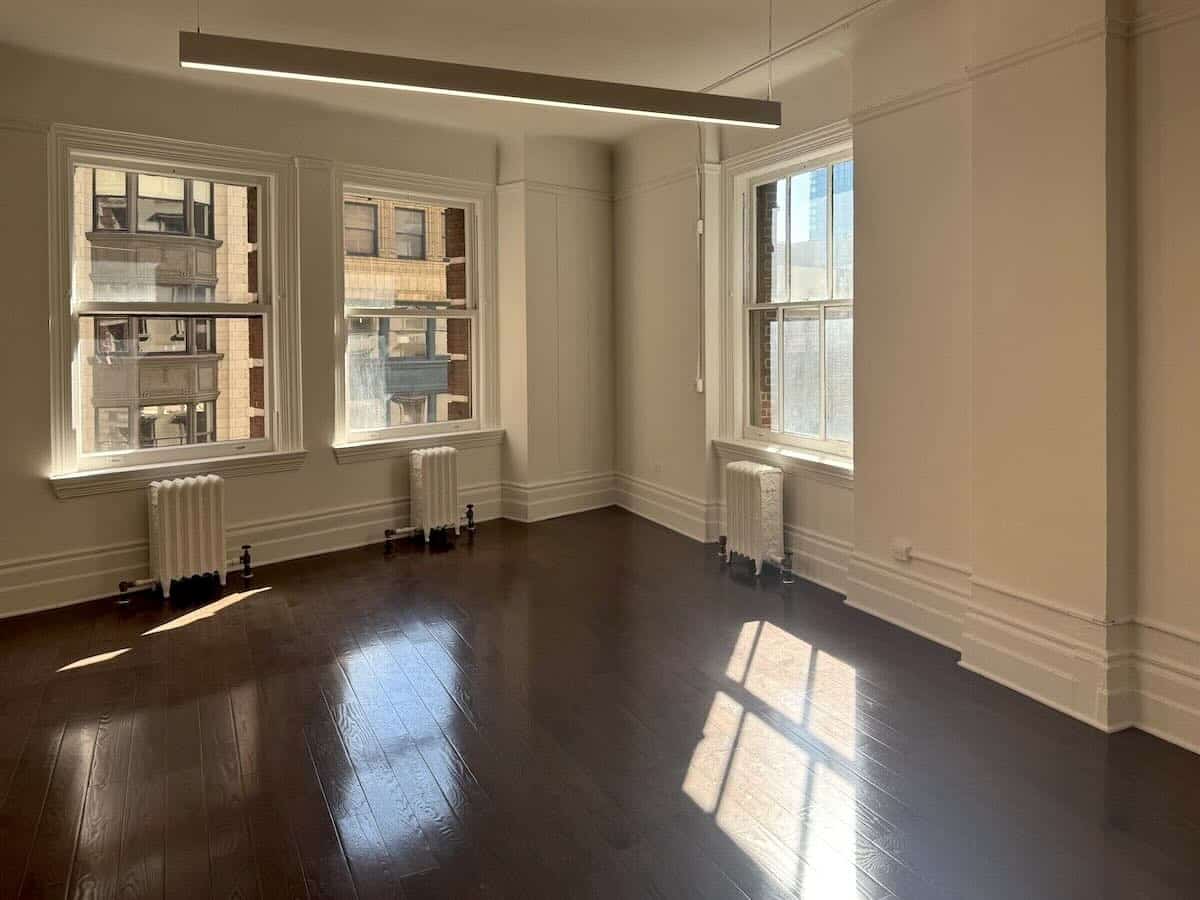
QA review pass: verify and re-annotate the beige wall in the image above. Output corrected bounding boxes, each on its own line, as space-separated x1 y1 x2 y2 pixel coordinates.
613 0 1200 748
498 137 615 517
0 46 502 615
1135 4 1200 635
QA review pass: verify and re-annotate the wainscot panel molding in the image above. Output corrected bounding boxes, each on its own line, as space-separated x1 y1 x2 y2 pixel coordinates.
49 450 309 499
0 481 501 619
1131 4 1200 37
612 167 697 204
613 473 718 543
849 77 971 126
333 427 505 464
967 18 1125 81
500 472 617 523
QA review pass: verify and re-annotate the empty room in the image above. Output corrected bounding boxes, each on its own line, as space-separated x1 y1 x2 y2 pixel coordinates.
2 0 1199 897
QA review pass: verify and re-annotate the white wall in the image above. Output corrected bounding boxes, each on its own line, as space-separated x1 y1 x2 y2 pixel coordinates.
1132 1 1200 746
612 125 719 539
613 0 1200 753
0 46 505 616
497 137 616 521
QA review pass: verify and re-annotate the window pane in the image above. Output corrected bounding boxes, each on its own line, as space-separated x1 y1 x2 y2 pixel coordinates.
748 308 779 432
93 169 128 231
137 317 189 354
833 160 854 299
344 193 468 309
345 316 471 431
79 315 266 454
825 307 853 442
139 404 189 447
73 166 259 304
193 180 213 238
755 180 787 303
782 308 821 437
94 408 130 451
789 168 828 300
137 175 186 234
394 207 426 259
344 201 377 256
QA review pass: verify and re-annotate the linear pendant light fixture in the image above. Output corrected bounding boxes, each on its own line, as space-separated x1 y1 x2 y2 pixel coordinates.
179 31 781 129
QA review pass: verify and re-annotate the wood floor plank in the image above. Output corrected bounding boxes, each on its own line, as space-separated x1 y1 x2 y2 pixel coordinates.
0 512 1198 899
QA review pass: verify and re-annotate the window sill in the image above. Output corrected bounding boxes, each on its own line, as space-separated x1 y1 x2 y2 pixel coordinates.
49 449 308 500
712 438 854 486
332 427 504 464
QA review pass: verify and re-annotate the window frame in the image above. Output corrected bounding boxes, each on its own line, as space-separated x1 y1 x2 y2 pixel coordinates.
740 147 854 458
48 125 304 489
332 164 497 449
393 206 426 260
343 200 379 257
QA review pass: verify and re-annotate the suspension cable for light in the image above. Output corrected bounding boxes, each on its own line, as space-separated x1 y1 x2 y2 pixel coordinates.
178 30 781 130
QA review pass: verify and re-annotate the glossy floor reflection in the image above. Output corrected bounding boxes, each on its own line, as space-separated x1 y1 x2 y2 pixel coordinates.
0 508 1198 899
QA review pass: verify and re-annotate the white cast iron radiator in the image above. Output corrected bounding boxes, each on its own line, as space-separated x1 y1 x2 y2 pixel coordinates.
148 474 226 598
724 461 783 575
410 446 459 539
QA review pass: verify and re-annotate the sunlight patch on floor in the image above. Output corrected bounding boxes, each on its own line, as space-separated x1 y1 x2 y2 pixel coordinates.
57 647 130 672
142 586 272 635
683 619 862 896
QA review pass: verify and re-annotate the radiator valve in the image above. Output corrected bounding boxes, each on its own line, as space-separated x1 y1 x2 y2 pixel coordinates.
384 528 398 554
240 545 253 582
465 503 476 534
717 535 728 562
781 551 795 584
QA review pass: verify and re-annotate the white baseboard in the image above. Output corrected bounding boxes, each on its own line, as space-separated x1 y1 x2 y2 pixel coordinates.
613 473 718 542
500 472 616 523
846 551 968 649
0 481 502 620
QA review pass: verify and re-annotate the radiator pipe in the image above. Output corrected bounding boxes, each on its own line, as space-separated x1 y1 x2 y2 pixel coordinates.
384 529 398 553
781 551 795 584
117 577 157 604
239 545 253 582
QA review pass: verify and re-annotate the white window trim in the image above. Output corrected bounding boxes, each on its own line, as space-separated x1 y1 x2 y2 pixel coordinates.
330 162 498 461
719 121 854 461
47 125 305 498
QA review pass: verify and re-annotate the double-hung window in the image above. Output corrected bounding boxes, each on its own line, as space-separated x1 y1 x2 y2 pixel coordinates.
337 183 477 440
48 126 303 491
746 155 854 456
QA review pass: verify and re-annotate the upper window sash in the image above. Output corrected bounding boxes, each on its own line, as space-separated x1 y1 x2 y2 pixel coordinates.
746 151 853 308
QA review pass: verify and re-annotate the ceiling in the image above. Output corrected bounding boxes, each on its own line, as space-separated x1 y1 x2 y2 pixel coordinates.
1 0 860 140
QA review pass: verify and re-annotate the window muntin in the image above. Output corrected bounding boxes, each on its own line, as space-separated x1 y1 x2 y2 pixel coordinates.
71 160 271 467
748 156 853 454
340 189 475 439
394 207 426 260
343 201 378 256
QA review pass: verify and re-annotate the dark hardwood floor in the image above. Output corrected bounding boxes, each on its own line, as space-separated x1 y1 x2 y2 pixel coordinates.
1 508 1198 899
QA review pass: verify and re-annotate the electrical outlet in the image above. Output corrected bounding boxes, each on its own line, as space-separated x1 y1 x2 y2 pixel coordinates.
891 538 913 562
